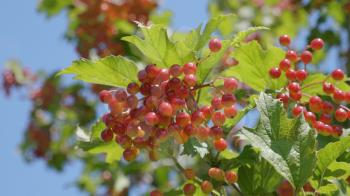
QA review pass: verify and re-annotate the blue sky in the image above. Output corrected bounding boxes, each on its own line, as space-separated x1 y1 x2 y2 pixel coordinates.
0 0 208 195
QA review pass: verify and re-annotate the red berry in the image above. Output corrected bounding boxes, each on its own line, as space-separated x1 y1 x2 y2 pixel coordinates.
288 82 301 92
183 62 197 75
214 138 227 151
170 98 186 111
292 105 304 117
115 89 127 102
184 74 197 87
191 111 205 126
279 35 291 46
183 183 196 196
116 135 132 149
323 82 335 94
196 126 210 141
296 69 308 81
223 78 238 92
210 126 224 139
335 107 348 122
269 67 281 78
169 64 182 77
224 105 238 118
208 167 225 181
211 112 226 126
159 101 173 117
345 92 350 103
99 90 113 103
168 77 182 90
286 50 298 62
331 69 345 81
211 97 223 110
101 128 113 142
145 112 159 126
209 38 222 52
225 171 238 183
200 106 214 120
145 64 160 79
279 59 291 71
201 181 213 194
286 69 297 80
277 93 289 105
176 112 191 127
332 125 343 137
127 82 140 95
137 70 148 82
322 101 334 114
309 96 323 113
123 147 139 161
304 111 316 124
290 91 302 101
333 89 345 103
310 38 324 50
320 114 332 124
140 83 151 96
221 93 236 107
153 69 170 84
184 124 197 136
300 50 313 64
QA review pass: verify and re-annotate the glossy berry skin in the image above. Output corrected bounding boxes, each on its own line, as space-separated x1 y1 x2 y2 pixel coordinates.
335 108 348 122
158 101 173 117
331 69 345 81
183 62 197 75
304 111 316 124
296 69 308 81
99 90 113 103
310 38 324 50
211 112 226 126
208 167 225 181
145 112 159 126
286 69 297 81
309 96 323 113
290 91 302 101
183 183 196 196
277 93 289 105
101 129 113 142
333 89 346 103
225 171 238 184
221 93 236 107
223 78 238 92
214 138 227 151
201 181 213 194
292 105 304 117
300 50 312 64
211 97 223 110
323 82 335 94
176 112 191 127
269 67 281 79
279 59 291 71
209 38 222 52
279 35 291 46
288 82 301 92
169 64 182 77
224 106 238 118
322 101 334 114
286 50 298 62
123 147 139 162
184 74 197 87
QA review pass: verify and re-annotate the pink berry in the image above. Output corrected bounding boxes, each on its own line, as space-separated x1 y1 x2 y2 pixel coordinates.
183 62 197 75
209 38 222 52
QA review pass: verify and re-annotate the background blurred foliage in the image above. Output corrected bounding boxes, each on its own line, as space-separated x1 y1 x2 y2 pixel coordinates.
1 0 350 195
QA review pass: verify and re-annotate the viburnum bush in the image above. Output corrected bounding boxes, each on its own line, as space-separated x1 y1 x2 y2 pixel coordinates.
59 14 350 195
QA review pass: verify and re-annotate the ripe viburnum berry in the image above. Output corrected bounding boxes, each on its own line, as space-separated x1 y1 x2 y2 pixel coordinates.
269 67 281 78
183 62 197 75
331 69 345 81
225 171 238 183
150 190 163 196
309 96 323 113
300 50 312 64
209 38 222 52
279 35 291 46
101 128 113 142
184 168 195 180
279 59 291 71
214 138 227 151
208 167 225 181
99 90 112 103
288 82 301 92
201 181 213 194
296 69 308 81
285 50 298 62
323 82 335 94
223 78 238 92
286 69 297 80
292 105 304 117
335 108 348 122
183 183 196 196
310 38 324 50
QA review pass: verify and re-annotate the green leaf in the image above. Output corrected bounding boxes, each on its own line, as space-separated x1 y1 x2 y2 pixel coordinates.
313 135 350 188
238 159 282 196
77 121 123 163
323 162 350 180
239 93 317 190
59 56 138 87
122 24 184 67
181 138 209 158
195 14 235 50
223 41 286 91
38 0 72 17
231 26 269 47
317 183 338 195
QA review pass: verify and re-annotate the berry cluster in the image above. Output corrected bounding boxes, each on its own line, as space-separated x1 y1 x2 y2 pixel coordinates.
98 39 239 162
73 0 157 57
271 35 348 137
1 67 35 96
